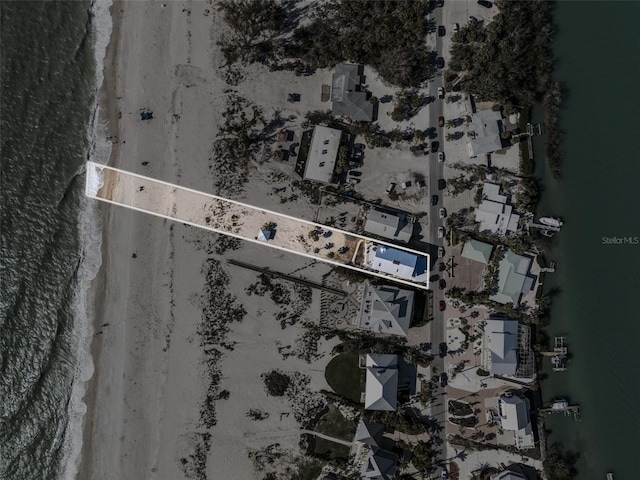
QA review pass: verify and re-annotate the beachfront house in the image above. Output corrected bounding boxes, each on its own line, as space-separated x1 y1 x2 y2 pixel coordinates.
497 393 535 450
489 249 536 306
364 209 414 244
475 182 521 235
367 245 426 282
467 109 506 157
354 419 399 480
331 63 377 122
361 447 398 480
357 283 415 337
363 354 398 411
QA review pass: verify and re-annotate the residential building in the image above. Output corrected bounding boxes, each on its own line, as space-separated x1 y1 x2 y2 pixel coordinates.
303 125 343 184
361 447 398 480
364 354 398 411
355 419 385 447
331 63 375 122
461 239 494 264
467 110 505 157
364 209 414 243
475 182 521 235
498 394 535 450
357 283 415 337
483 318 519 375
490 471 527 480
489 249 536 305
368 246 421 281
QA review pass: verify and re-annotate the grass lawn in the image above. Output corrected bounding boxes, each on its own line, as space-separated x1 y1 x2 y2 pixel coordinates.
324 352 364 404
315 406 357 441
313 438 351 460
294 129 312 177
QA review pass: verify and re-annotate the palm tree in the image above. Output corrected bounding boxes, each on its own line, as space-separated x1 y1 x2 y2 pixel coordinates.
445 133 455 142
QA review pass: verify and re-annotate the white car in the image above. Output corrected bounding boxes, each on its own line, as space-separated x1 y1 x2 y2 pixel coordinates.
438 151 445 162
438 226 445 238
386 183 396 193
437 87 445 99
439 208 446 219
438 246 445 258
451 23 459 32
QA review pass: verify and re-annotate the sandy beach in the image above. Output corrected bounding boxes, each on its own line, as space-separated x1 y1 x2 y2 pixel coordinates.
80 1 352 478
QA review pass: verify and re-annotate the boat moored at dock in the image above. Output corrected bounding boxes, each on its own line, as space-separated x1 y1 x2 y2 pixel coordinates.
539 216 564 227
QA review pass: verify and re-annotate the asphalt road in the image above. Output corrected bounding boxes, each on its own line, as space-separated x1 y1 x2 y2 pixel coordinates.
425 3 450 475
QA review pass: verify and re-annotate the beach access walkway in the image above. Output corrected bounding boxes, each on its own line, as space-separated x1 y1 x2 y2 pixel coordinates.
85 162 430 290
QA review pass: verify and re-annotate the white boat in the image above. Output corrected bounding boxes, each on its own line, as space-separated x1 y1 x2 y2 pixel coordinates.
541 229 554 237
606 473 614 480
539 216 563 227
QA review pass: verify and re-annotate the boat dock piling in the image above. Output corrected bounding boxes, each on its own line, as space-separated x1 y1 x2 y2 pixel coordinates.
540 399 581 421
540 336 568 371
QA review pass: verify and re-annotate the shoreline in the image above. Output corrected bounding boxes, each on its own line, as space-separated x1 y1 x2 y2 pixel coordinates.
77 0 123 477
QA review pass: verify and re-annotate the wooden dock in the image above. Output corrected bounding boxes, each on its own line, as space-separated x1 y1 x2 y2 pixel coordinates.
540 336 568 371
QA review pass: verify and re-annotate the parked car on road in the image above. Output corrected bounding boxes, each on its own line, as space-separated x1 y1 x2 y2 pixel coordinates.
438 25 446 36
438 178 446 190
478 0 493 8
438 116 445 127
438 226 445 238
469 15 479 24
452 22 459 32
438 246 445 258
348 178 360 185
431 141 439 152
386 183 396 193
354 143 365 151
439 278 446 290
438 151 445 163
439 208 446 219
438 87 445 99
349 171 362 176
439 342 448 357
436 57 445 69
440 372 448 386
431 194 439 206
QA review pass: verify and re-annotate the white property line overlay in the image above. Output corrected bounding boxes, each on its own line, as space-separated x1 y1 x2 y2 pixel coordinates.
86 162 431 290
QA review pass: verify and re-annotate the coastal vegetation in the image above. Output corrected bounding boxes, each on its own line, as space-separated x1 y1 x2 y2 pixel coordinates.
218 0 434 87
448 0 562 176
324 352 363 404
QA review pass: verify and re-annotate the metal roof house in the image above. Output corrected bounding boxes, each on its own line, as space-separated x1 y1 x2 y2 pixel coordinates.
475 182 521 235
467 110 505 157
483 318 519 375
489 250 536 305
364 354 398 411
355 418 385 447
303 125 343 184
364 209 413 244
361 447 398 480
461 239 494 264
357 283 415 337
490 471 527 480
367 246 425 282
331 63 376 122
498 394 535 450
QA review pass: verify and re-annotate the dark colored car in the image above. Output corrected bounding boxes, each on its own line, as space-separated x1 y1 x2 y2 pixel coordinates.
439 278 446 290
439 342 448 358
469 15 479 24
349 171 362 176
438 178 446 190
438 116 445 127
431 194 439 206
478 0 493 8
440 373 448 387
436 56 445 69
439 300 446 311
438 25 446 36
431 141 440 152
438 262 446 272
354 143 365 151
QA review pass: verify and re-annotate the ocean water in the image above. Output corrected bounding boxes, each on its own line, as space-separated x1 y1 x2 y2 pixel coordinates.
534 2 640 478
0 1 110 479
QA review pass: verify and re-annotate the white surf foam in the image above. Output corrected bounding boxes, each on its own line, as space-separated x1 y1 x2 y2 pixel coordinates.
60 0 113 479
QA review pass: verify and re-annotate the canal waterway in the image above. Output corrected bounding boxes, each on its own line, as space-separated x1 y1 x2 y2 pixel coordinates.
534 2 640 478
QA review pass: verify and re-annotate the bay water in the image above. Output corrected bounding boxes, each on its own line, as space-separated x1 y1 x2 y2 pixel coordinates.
535 1 640 478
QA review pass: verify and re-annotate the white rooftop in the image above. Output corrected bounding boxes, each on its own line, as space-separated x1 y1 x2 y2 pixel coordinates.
364 354 398 411
467 110 504 157
489 250 534 305
484 318 519 375
357 283 414 337
364 209 413 243
475 183 520 235
303 125 342 184
499 395 534 450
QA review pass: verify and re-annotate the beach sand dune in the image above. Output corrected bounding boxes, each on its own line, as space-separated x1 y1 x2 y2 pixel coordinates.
82 1 350 479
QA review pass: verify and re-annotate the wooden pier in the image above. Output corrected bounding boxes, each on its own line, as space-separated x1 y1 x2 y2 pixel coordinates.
540 399 580 421
540 336 568 371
